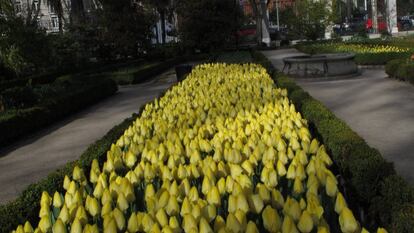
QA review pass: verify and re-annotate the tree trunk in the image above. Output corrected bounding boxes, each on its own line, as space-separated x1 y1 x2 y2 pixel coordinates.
160 9 166 44
70 0 84 25
249 0 262 46
58 16 63 33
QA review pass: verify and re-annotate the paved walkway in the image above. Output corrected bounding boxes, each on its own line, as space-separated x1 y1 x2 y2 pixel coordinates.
263 49 414 184
0 69 178 204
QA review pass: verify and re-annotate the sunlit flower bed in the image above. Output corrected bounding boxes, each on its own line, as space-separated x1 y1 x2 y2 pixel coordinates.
307 43 409 54
12 64 388 233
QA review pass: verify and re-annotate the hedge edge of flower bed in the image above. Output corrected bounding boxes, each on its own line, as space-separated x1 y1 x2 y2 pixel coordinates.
385 59 414 85
0 78 118 149
251 50 414 232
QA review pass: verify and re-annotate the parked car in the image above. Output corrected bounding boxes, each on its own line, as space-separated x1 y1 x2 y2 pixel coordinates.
398 16 413 31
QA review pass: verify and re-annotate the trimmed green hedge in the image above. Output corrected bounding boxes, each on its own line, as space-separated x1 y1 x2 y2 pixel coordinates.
385 59 414 85
252 50 414 232
0 78 117 147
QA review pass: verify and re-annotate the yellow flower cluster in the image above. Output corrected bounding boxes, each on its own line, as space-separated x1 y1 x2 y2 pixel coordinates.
325 43 409 54
12 64 388 233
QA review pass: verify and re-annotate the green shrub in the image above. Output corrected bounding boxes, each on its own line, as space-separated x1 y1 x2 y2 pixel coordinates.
385 59 405 77
0 78 117 147
0 86 38 110
390 204 414 233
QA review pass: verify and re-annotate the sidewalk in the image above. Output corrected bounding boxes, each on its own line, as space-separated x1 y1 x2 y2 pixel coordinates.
0 69 177 204
262 49 414 184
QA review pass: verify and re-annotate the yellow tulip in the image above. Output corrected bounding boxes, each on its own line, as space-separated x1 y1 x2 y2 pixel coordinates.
326 175 338 197
75 206 88 225
256 184 271 204
298 210 314 233
214 215 226 232
165 195 180 216
63 175 71 190
113 208 126 231
262 205 281 232
103 217 117 233
282 215 299 233
52 219 66 233
246 221 259 233
125 150 137 169
53 192 63 208
58 204 69 224
40 191 51 207
236 193 249 213
202 204 216 222
335 192 347 214
16 225 24 233
339 207 358 233
283 197 301 221
206 186 221 206
72 166 84 182
226 213 242 233
199 217 213 233
24 221 34 233
180 197 192 216
182 214 198 233
377 227 388 233
70 219 82 233
88 197 100 217
38 216 52 233
248 194 264 214
169 216 180 233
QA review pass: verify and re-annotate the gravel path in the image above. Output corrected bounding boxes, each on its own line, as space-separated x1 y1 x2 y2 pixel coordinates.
263 49 414 184
0 69 177 204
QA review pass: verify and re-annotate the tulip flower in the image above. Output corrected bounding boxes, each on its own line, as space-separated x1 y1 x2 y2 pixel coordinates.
113 208 126 231
52 219 66 233
262 205 281 232
339 207 358 233
24 221 34 233
70 219 82 233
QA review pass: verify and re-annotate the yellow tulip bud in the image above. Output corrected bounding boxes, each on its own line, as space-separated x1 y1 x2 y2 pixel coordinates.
226 213 241 233
326 175 338 197
214 215 226 232
70 218 82 233
293 177 303 195
282 215 299 233
191 204 202 222
216 178 226 195
377 227 388 233
199 217 213 233
262 205 281 232
101 189 112 206
298 210 314 233
335 192 347 214
182 214 198 233
16 225 24 233
103 218 117 233
113 208 126 231
88 197 100 217
75 206 88 225
249 194 264 214
24 221 34 233
165 195 180 216
155 209 169 227
271 189 285 209
256 184 271 204
188 186 199 202
58 205 69 224
63 175 71 190
52 219 67 233
233 193 248 213
117 193 129 212
317 226 329 233
246 221 259 233
38 216 52 233
169 216 180 233
67 181 77 195
125 150 137 169
283 197 301 221
72 166 84 182
40 191 51 207
339 207 358 233
207 186 221 206
202 204 216 222
53 192 63 208
39 205 50 218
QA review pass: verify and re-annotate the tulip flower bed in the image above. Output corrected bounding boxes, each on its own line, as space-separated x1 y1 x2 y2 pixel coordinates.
11 64 389 233
296 42 412 65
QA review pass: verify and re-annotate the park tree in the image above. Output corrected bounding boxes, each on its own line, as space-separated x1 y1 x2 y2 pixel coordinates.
94 0 155 60
176 0 241 52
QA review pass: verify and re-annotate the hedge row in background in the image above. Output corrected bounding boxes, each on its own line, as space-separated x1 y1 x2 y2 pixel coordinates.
385 59 414 85
0 77 118 147
108 58 185 85
0 59 146 93
251 50 414 232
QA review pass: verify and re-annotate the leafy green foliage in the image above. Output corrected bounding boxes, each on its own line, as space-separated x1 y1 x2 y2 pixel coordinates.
176 0 241 52
385 59 414 85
